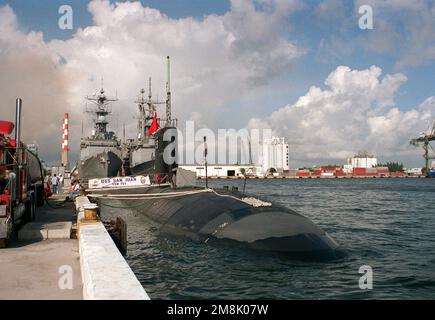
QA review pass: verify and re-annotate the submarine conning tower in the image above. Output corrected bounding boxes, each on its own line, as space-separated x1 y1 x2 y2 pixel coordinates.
154 127 178 185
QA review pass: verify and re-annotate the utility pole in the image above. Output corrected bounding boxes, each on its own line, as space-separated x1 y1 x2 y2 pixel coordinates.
204 136 208 188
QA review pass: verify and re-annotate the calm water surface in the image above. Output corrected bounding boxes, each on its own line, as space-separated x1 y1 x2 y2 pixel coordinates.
101 178 435 299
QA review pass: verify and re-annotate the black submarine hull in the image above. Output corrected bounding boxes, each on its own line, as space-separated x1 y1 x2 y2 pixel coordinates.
90 186 341 260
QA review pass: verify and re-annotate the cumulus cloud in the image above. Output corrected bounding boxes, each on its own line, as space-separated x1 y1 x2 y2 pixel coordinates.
49 0 304 129
0 5 81 163
248 65 435 163
315 0 435 69
2 0 434 167
0 0 304 164
355 0 435 68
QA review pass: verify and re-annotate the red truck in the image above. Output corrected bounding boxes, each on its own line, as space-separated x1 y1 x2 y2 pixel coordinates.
0 99 45 247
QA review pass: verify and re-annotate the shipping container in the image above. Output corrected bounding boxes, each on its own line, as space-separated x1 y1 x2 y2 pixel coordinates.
335 170 345 176
296 171 311 177
353 168 366 175
321 172 334 177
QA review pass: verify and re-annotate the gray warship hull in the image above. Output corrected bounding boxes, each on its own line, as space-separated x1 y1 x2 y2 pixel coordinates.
129 146 155 175
79 87 122 180
79 150 122 179
130 159 154 175
90 186 341 261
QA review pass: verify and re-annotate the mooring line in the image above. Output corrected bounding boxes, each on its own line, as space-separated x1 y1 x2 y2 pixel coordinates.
87 188 212 200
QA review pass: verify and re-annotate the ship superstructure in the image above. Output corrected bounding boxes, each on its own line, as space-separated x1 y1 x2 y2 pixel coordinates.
79 88 122 179
125 56 177 177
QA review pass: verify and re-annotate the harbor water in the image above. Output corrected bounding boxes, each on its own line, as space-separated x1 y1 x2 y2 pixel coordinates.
101 178 435 299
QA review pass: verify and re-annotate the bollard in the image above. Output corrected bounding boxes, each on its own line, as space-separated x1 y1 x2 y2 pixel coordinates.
83 203 98 221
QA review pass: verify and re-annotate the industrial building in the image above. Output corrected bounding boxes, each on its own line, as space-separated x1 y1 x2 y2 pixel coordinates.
179 164 263 178
180 136 289 178
261 137 289 173
343 151 377 174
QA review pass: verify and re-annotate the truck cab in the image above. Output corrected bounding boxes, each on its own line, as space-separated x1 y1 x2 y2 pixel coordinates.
0 112 44 247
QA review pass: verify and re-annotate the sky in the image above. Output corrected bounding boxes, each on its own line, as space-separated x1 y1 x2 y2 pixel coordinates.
0 0 434 167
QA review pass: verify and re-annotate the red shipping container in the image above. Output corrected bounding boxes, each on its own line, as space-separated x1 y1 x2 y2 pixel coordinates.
296 172 310 177
377 168 389 173
335 170 344 176
353 168 366 175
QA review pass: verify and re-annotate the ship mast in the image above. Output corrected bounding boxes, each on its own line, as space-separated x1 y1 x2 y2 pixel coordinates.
135 78 164 143
85 88 118 140
166 56 172 127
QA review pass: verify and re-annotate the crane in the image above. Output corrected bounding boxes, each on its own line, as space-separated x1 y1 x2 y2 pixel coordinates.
410 120 435 177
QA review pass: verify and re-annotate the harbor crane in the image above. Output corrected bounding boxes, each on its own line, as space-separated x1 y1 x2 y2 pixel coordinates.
410 120 435 176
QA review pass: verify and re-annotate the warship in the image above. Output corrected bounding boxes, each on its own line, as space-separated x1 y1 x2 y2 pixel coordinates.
124 57 177 177
79 88 122 180
86 57 342 261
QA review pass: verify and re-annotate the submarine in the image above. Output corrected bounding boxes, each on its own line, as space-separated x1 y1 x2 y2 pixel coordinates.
89 184 340 260
87 128 341 261
85 56 341 261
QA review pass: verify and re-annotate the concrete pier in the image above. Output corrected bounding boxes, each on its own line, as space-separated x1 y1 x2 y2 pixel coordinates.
0 200 82 300
0 195 149 300
75 196 149 300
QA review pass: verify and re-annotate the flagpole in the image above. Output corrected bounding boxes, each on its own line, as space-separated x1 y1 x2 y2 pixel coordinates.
204 136 208 189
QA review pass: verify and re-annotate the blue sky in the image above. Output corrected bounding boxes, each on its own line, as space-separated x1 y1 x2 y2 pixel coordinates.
2 0 230 39
0 0 434 166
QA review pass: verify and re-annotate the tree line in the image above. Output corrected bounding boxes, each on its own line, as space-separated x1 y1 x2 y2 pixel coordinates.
377 162 404 172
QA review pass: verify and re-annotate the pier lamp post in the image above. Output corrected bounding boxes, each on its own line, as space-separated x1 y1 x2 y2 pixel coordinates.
204 136 208 189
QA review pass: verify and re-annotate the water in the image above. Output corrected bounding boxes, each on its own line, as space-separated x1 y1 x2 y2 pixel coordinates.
101 178 435 299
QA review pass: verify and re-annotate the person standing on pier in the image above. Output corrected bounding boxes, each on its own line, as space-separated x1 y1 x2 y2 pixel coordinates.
44 174 50 189
51 174 58 194
58 174 64 194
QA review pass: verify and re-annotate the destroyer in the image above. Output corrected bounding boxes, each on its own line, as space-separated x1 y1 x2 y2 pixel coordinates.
79 88 122 180
123 56 177 176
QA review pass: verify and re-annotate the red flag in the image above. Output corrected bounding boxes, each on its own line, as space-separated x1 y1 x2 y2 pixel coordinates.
148 113 159 136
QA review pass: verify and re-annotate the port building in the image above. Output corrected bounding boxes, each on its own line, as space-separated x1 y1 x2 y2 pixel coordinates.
180 136 289 177
343 151 377 174
261 137 289 173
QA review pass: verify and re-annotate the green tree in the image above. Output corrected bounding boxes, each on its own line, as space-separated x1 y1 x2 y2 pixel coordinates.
378 162 404 172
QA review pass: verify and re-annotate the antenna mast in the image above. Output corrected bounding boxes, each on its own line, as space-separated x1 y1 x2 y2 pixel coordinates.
148 77 152 100
166 56 172 127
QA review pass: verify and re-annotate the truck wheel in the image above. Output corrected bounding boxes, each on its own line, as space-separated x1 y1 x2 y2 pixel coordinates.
36 184 45 207
0 238 7 248
24 200 31 223
30 194 36 221
24 193 36 223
